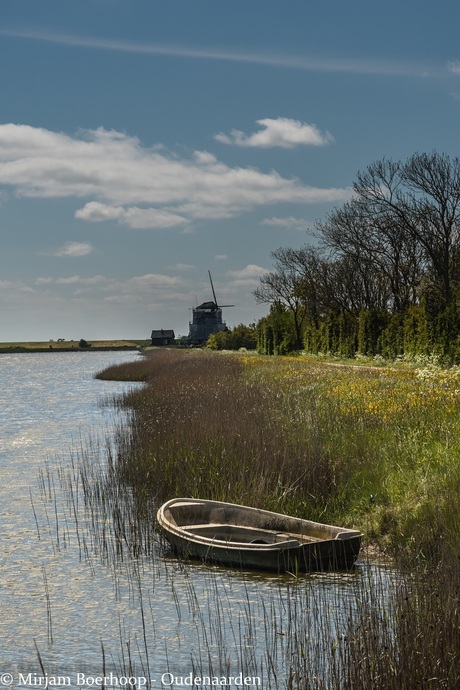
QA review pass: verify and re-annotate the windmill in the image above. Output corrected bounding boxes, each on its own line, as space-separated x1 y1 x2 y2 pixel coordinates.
188 271 234 345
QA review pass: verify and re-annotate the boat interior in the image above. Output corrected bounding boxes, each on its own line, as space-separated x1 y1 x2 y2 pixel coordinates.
162 500 358 545
181 523 314 545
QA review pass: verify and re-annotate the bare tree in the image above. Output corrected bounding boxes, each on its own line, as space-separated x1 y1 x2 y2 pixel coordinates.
317 194 423 312
349 152 460 302
253 247 308 348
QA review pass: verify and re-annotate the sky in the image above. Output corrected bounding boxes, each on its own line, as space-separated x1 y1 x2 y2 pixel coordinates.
1 0 460 341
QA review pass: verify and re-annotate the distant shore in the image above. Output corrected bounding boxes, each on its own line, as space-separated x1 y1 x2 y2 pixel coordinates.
0 340 148 354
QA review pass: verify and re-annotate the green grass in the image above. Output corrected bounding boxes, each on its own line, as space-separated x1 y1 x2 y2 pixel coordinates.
96 349 340 522
88 348 460 688
93 349 460 563
0 339 148 351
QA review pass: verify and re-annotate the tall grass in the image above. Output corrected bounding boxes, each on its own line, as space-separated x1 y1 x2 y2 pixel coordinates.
37 449 378 688
90 349 460 688
96 349 460 562
98 349 341 522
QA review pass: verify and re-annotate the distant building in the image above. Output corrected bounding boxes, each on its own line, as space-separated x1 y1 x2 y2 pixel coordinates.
188 301 228 346
151 329 175 346
188 272 234 346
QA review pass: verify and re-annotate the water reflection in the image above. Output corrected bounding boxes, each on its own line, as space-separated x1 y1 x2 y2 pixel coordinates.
0 352 397 688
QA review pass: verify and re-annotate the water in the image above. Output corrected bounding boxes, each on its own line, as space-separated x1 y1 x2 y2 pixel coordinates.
0 352 396 689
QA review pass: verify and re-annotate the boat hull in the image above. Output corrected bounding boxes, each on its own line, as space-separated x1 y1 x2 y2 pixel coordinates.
157 498 362 573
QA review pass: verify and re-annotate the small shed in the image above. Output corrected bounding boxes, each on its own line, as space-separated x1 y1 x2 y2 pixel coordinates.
151 329 175 346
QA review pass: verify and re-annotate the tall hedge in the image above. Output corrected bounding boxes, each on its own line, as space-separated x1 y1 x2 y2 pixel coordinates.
257 300 460 363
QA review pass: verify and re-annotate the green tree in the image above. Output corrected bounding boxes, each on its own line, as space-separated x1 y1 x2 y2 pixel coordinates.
255 152 460 362
207 324 257 351
256 302 298 355
253 247 308 349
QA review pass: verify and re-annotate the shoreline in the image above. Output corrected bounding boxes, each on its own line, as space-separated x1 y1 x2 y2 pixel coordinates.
0 340 146 354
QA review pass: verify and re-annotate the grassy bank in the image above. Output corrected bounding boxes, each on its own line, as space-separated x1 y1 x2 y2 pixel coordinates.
96 348 460 563
0 339 148 352
91 348 460 687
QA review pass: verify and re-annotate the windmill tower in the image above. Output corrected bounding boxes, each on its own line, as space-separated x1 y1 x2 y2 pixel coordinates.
188 272 234 346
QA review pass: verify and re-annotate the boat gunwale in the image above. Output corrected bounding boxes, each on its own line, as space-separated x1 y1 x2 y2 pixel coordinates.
156 497 363 552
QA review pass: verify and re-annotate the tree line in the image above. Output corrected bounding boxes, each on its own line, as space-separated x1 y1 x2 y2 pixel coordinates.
254 152 460 362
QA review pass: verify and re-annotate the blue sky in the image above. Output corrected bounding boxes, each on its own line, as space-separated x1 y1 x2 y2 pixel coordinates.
1 0 460 341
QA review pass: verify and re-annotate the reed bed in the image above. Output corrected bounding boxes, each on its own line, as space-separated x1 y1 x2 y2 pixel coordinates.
96 349 460 564
96 349 345 525
31 349 460 688
93 349 460 688
36 448 377 689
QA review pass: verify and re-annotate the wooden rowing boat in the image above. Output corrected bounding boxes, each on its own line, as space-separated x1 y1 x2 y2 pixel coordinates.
156 498 362 572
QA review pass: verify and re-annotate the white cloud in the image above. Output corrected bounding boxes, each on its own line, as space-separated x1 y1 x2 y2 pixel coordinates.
262 216 303 226
55 275 82 285
74 202 125 222
51 241 94 257
125 273 184 290
227 264 267 279
214 118 333 149
2 30 428 78
0 279 17 289
0 123 349 230
261 216 313 231
32 273 184 306
100 273 191 307
0 266 270 339
226 264 268 288
173 263 195 271
38 274 107 285
75 202 188 229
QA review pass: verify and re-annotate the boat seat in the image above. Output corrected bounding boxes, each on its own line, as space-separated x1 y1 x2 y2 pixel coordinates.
181 522 230 530
180 523 320 544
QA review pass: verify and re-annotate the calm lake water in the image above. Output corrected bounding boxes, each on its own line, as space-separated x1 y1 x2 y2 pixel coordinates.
0 351 396 689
